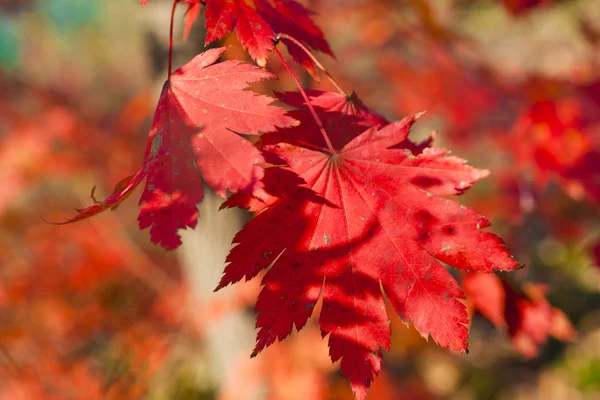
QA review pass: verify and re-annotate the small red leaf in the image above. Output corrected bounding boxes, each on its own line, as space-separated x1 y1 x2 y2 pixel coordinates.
463 272 506 328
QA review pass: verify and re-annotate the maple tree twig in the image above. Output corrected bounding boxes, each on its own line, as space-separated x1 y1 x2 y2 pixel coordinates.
168 0 178 78
272 46 335 153
275 33 347 96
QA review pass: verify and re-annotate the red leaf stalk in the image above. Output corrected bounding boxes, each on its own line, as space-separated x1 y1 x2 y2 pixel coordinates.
273 45 335 153
275 33 346 96
168 0 178 78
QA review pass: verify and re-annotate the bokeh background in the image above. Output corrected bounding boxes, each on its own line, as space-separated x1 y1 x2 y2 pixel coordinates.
1 0 600 399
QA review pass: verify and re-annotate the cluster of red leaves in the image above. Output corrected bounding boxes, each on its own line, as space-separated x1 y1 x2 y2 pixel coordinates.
49 0 593 398
217 88 520 398
464 272 576 358
379 50 498 139
63 47 522 397
1 205 182 399
506 99 600 204
475 93 600 224
376 25 600 223
142 0 333 77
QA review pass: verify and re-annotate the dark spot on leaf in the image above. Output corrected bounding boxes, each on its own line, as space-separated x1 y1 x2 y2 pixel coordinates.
443 226 456 235
411 175 443 189
418 232 430 243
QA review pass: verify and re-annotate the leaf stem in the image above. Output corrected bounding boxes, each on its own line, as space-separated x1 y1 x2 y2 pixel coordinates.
275 33 347 96
168 0 178 78
273 46 335 153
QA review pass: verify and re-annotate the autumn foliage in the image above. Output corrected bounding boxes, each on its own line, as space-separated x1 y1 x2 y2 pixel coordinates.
2 0 600 399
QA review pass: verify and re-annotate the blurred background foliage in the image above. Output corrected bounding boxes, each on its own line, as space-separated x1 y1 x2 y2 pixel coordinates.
0 0 599 399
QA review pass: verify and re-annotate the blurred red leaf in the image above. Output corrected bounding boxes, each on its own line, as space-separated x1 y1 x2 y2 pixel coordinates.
504 283 556 358
508 100 600 204
183 2 202 41
379 52 497 139
465 273 576 358
463 271 506 328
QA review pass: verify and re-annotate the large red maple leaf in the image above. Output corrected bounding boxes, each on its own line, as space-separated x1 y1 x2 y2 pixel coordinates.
219 115 520 399
142 0 332 77
55 47 295 249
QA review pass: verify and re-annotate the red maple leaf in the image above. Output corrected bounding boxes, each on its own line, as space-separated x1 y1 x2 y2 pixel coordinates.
505 282 576 357
204 0 333 75
54 47 295 249
142 0 332 77
219 115 519 399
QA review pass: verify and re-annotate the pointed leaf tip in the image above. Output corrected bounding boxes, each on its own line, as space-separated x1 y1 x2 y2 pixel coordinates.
414 110 427 119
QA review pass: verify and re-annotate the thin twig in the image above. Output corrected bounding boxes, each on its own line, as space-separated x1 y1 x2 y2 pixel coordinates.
168 0 178 78
276 33 347 96
273 46 336 153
